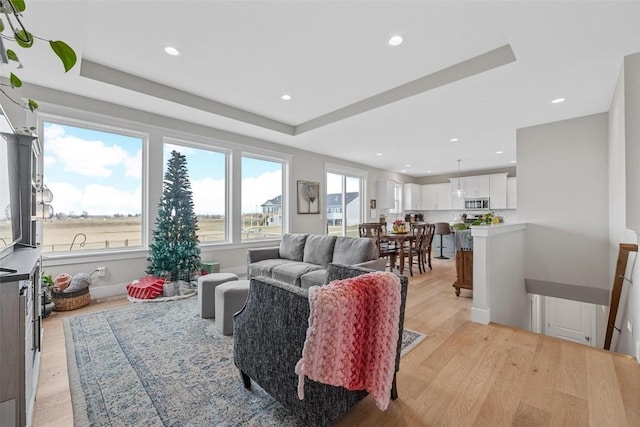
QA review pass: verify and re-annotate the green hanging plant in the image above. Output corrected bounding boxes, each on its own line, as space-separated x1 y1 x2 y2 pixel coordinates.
0 0 76 111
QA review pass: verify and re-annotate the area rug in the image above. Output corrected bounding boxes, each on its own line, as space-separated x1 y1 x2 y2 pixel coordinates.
64 297 426 426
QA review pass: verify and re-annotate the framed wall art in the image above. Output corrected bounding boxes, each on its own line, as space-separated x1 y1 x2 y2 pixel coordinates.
297 180 320 214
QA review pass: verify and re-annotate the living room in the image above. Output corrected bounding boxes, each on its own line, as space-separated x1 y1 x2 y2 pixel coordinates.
1 1 640 426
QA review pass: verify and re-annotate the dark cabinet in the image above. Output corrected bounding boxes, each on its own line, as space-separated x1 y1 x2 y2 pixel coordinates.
453 250 473 296
0 247 42 427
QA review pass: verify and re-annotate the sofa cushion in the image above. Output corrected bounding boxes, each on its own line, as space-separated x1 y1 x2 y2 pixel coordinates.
303 235 337 267
333 237 377 265
279 233 308 261
249 259 298 278
272 262 323 287
300 269 328 290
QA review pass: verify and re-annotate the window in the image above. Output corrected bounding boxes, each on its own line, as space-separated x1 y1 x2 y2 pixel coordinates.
390 182 403 214
326 171 363 237
241 156 284 240
163 142 227 243
42 121 144 252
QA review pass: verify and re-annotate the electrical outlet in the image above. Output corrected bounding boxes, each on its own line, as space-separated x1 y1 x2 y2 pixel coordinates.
627 320 633 335
96 266 106 278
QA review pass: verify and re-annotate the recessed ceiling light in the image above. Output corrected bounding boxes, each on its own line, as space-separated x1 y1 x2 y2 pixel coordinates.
406 164 412 167
551 97 566 104
510 160 517 163
164 46 180 56
450 138 459 142
496 151 504 154
388 35 404 46
281 94 292 101
401 169 406 173
376 153 383 156
426 170 432 174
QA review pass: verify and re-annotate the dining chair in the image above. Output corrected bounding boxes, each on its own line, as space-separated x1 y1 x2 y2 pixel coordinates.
358 223 397 270
422 223 436 270
403 223 427 276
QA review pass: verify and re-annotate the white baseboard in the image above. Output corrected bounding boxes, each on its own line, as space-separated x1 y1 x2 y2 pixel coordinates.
471 307 490 325
90 282 129 301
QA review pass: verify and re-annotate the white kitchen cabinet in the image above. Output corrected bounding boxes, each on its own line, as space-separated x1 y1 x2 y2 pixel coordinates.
507 177 517 209
489 173 508 209
420 184 436 210
377 179 396 209
477 175 490 198
463 175 490 198
435 183 453 210
420 183 452 210
402 183 422 211
464 176 477 197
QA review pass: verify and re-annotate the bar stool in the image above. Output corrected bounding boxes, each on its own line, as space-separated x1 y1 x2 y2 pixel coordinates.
434 222 452 259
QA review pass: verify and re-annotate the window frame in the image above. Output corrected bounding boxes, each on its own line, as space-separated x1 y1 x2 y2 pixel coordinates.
35 108 292 264
324 163 368 237
390 181 403 214
240 151 289 242
37 112 149 258
163 136 231 246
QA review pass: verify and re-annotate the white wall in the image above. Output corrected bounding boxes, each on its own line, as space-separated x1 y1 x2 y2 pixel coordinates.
625 54 640 232
517 113 609 290
609 52 640 361
16 83 409 298
471 224 527 328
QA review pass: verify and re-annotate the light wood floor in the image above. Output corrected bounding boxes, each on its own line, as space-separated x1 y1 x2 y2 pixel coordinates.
33 258 640 427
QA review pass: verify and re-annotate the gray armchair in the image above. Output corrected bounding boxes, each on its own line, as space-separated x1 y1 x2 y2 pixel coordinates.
233 263 408 427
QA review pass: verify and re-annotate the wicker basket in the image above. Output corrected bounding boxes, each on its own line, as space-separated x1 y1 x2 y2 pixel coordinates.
52 287 91 311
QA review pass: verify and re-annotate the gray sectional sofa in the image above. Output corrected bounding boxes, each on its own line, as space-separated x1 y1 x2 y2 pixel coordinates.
247 233 386 288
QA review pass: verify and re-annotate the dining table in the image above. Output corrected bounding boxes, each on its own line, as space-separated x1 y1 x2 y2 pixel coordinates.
382 232 415 274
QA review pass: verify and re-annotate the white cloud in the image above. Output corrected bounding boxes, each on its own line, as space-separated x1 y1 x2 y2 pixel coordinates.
49 181 141 216
45 124 140 177
191 177 225 215
46 145 283 216
83 184 141 215
43 155 57 166
241 170 282 213
47 182 83 215
164 143 195 157
125 149 142 178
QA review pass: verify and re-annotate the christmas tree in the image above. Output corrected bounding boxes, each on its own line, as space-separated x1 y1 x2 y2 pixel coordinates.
147 150 201 282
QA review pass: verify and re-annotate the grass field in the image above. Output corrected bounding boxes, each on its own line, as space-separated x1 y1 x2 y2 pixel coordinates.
42 216 283 252
42 217 361 253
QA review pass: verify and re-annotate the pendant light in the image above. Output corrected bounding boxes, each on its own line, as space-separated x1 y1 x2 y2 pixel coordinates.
453 159 466 198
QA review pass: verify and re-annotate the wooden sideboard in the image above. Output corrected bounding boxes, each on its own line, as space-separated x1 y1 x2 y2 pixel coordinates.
453 249 473 296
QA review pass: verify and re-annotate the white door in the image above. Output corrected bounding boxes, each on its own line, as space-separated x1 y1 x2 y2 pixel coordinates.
544 297 596 347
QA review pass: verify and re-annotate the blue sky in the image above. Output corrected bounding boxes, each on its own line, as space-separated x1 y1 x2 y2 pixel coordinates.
44 123 282 216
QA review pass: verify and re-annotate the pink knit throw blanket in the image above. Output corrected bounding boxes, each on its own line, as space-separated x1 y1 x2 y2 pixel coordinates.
295 271 401 410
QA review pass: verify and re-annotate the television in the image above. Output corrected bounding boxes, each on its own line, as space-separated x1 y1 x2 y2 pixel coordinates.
0 113 21 262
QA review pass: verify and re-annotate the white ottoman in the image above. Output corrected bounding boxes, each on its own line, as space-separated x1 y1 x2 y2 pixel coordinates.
197 273 238 318
215 279 250 335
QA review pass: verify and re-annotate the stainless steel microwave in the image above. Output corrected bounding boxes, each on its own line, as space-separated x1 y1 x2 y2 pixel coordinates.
464 198 490 210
